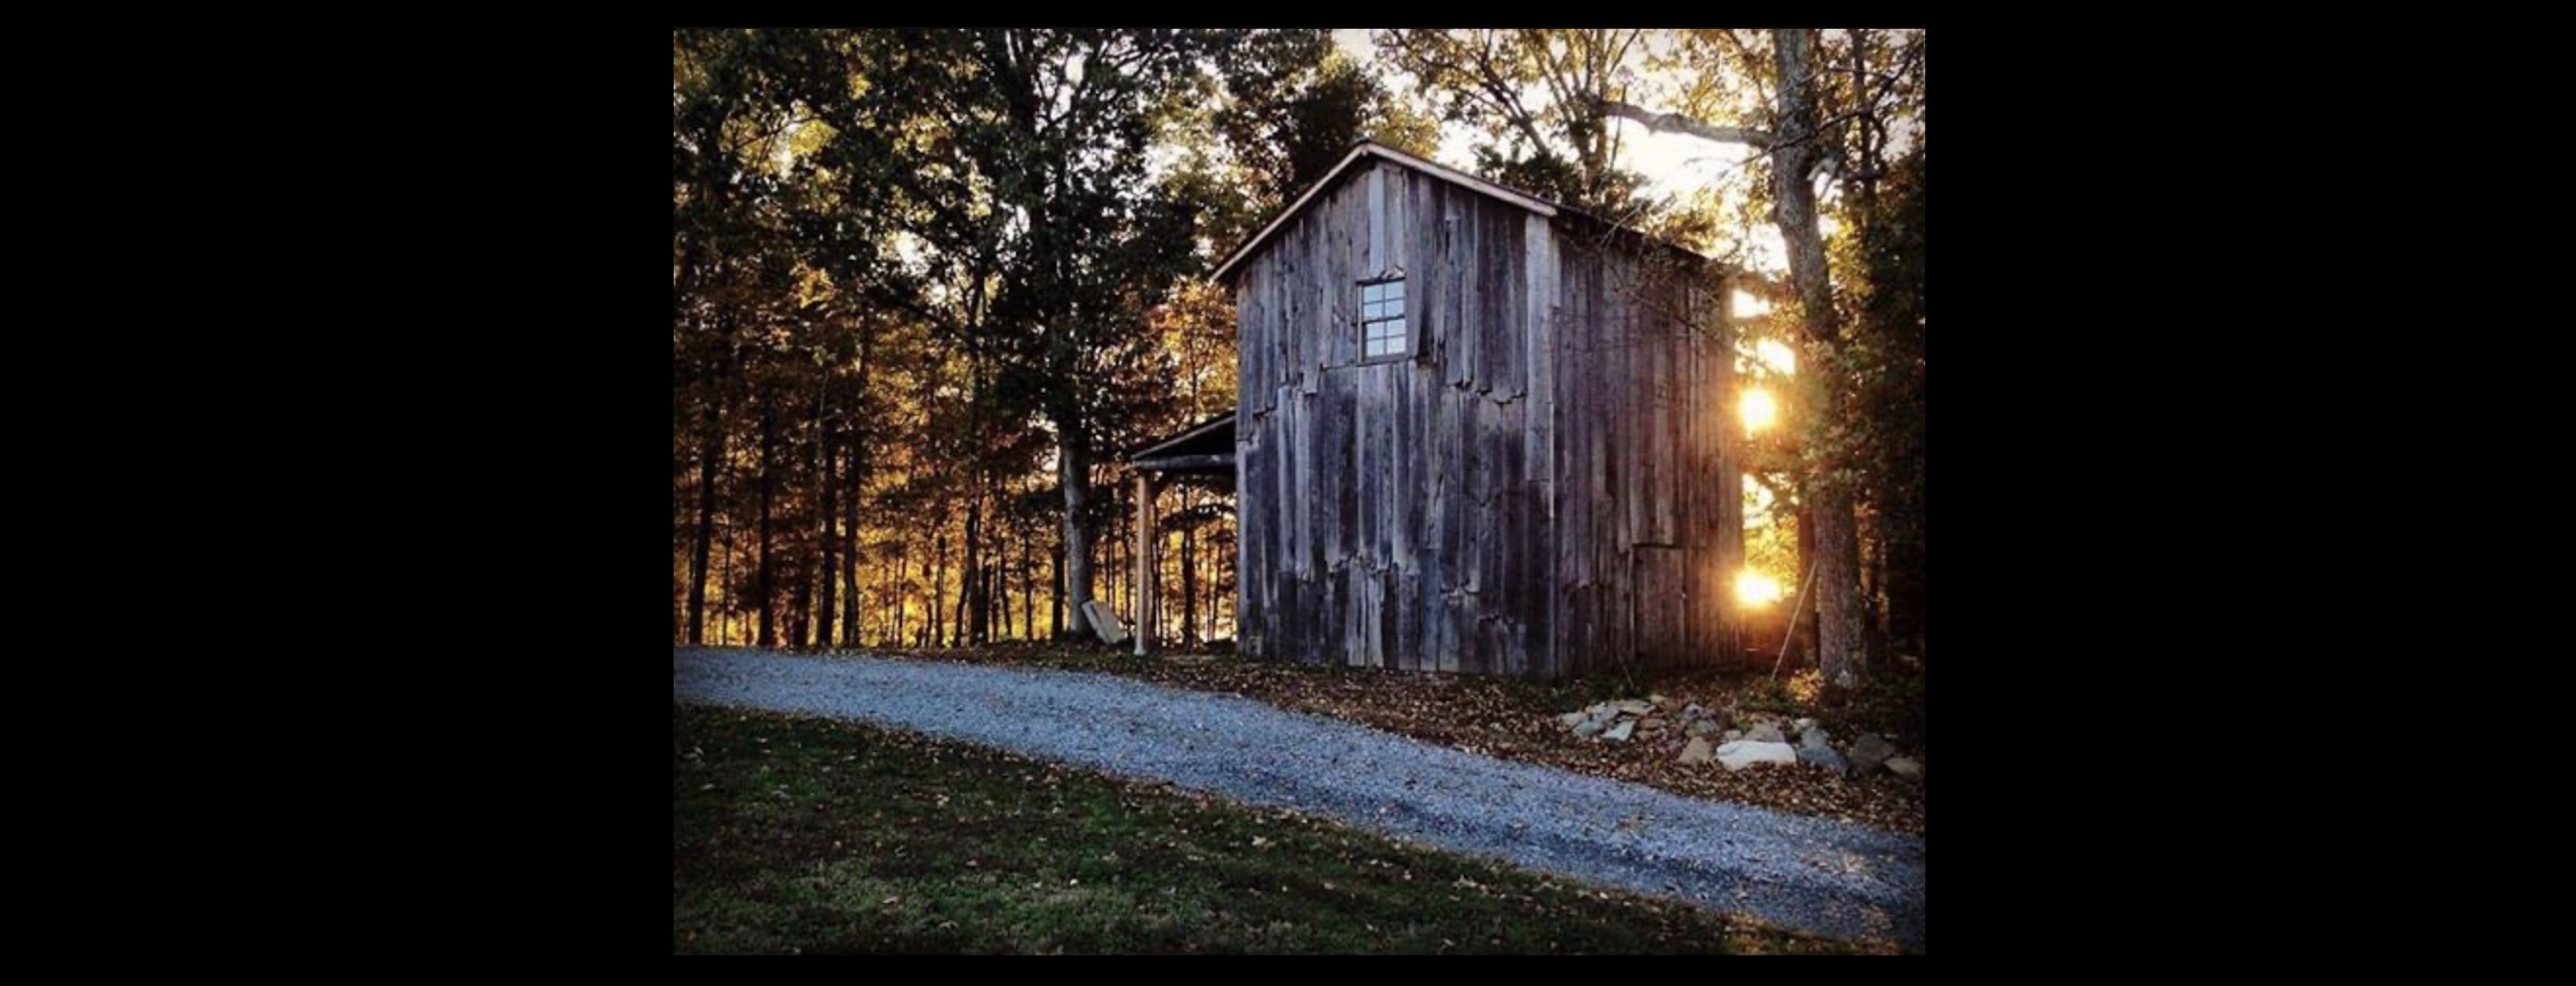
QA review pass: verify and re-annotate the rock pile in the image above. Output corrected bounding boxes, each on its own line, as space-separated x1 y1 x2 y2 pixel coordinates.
1556 697 1924 782
1560 696 1728 744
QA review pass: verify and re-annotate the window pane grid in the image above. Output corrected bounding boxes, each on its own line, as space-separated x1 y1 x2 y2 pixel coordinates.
1360 278 1406 359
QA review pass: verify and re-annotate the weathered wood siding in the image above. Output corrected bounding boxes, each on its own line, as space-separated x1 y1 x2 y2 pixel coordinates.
1545 226 1743 676
1234 159 1739 676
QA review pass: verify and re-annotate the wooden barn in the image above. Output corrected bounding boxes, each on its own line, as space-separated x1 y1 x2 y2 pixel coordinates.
1128 141 1744 677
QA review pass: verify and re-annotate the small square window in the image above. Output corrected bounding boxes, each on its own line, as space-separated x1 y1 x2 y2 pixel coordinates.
1360 277 1406 359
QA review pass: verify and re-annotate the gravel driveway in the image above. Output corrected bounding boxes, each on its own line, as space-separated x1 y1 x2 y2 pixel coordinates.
674 648 1924 949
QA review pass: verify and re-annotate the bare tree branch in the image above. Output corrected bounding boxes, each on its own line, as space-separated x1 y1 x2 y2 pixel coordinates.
1595 97 1773 147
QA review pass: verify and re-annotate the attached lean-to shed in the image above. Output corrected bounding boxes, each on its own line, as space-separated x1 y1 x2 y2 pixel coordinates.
1199 140 1746 678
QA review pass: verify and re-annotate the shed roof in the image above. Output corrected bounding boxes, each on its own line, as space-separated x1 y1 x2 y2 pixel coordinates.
1127 410 1236 461
1126 409 1236 478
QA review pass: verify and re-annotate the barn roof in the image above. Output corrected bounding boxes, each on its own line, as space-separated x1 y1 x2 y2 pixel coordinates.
1208 139 1714 283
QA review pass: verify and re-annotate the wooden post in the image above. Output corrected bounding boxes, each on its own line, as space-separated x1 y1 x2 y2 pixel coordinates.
1134 471 1157 656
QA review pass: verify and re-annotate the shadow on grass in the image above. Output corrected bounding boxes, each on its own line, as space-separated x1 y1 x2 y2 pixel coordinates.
674 703 1886 954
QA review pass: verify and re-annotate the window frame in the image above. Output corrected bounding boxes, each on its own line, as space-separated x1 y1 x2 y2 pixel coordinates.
1357 275 1409 363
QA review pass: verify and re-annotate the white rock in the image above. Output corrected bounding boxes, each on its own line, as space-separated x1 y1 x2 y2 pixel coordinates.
1792 718 1818 734
1884 756 1923 782
1712 740 1799 771
1602 719 1637 742
1558 711 1589 728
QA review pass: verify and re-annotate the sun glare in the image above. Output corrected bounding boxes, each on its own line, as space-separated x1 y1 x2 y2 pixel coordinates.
1735 569 1783 608
1731 289 1772 318
1740 388 1778 434
1754 338 1797 375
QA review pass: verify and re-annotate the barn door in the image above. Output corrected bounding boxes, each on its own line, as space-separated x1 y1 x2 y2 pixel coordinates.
1632 546 1691 671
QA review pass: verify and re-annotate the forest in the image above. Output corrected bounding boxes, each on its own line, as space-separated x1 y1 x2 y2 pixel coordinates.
672 29 1924 686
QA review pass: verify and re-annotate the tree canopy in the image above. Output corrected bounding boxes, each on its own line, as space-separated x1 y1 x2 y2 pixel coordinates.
673 28 1924 684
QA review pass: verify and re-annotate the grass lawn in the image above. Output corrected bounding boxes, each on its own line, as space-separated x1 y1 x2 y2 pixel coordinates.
674 703 1878 954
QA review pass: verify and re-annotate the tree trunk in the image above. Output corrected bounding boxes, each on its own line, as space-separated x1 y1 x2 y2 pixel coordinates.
1863 517 1891 672
1181 504 1198 647
790 509 813 650
1794 501 1816 665
1770 28 1867 688
953 564 972 648
963 494 986 645
1112 498 1127 623
977 502 994 643
841 439 864 649
686 395 726 646
1133 472 1156 655
756 400 778 649
815 397 837 650
844 332 871 647
892 536 909 648
719 504 736 645
1057 434 1095 636
1020 517 1034 640
787 565 809 650
790 376 819 651
994 527 1010 643
931 518 948 648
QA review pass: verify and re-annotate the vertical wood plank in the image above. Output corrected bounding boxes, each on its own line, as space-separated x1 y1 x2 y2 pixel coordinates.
1525 214 1558 675
1366 163 1385 276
